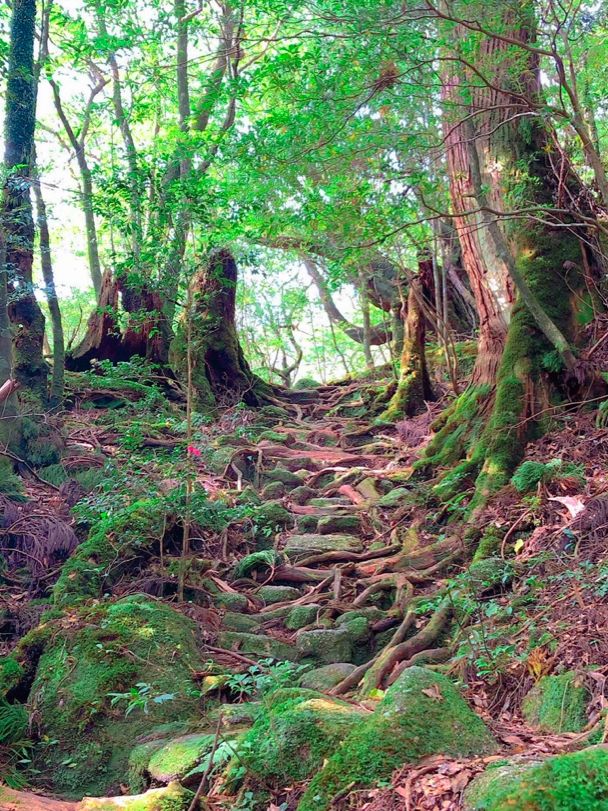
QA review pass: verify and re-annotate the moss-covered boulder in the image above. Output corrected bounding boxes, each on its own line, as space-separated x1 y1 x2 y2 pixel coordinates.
0 783 193 811
230 689 364 789
217 631 299 662
377 487 410 507
463 747 608 810
300 663 357 691
256 585 301 604
261 481 286 500
285 604 321 631
298 667 497 811
27 596 206 798
146 732 220 782
522 671 589 733
290 486 317 506
221 612 261 633
295 514 319 532
264 467 303 486
296 628 353 664
284 533 362 561
213 591 248 612
251 501 293 548
317 514 361 534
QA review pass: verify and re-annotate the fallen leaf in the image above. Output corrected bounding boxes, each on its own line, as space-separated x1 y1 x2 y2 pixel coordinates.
421 684 443 701
548 495 585 518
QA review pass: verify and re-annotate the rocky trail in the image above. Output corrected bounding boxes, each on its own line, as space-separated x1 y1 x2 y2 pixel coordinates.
2 377 608 810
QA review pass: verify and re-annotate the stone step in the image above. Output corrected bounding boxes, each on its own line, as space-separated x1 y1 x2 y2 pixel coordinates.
317 514 361 534
217 631 299 661
284 533 363 561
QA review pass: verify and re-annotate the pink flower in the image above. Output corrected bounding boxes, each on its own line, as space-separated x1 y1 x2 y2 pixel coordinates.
187 445 202 457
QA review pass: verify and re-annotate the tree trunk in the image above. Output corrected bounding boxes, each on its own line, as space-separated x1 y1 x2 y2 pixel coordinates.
170 248 276 411
66 270 123 371
33 164 65 405
3 0 47 402
382 256 435 420
433 1 599 510
441 74 509 388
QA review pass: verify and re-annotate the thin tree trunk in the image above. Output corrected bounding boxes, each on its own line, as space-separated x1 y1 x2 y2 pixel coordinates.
382 256 435 419
32 160 64 406
50 79 103 297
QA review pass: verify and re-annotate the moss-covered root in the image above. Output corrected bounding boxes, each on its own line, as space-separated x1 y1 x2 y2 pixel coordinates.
416 384 491 497
463 747 608 811
297 667 497 811
469 227 585 514
359 598 452 694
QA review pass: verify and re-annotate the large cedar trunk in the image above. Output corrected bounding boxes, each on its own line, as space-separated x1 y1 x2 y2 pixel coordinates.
66 270 124 371
170 248 275 411
441 77 510 388
66 272 173 370
436 1 599 509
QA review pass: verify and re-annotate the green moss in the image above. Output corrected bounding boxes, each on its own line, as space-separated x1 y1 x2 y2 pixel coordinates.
230 689 364 787
27 596 205 798
511 459 586 493
147 733 216 781
471 227 583 509
232 550 283 580
464 747 608 810
298 667 496 811
80 782 193 810
53 497 169 606
285 605 321 631
522 672 589 733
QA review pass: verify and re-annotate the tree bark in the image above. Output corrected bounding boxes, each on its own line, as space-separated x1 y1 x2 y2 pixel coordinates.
3 0 47 402
33 162 65 405
170 248 276 411
382 256 435 419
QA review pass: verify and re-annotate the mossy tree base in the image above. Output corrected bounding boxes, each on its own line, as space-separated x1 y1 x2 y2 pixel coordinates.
170 248 277 413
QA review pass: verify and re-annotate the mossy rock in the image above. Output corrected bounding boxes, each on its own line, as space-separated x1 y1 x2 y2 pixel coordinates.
522 671 589 733
146 732 217 782
80 782 193 810
208 701 262 728
221 612 261 633
285 604 321 631
463 747 608 810
340 616 370 643
300 663 356 691
335 608 384 626
261 481 286 499
217 632 299 662
258 431 293 445
466 558 513 595
290 486 317 506
296 628 353 664
256 585 301 604
317 514 361 535
232 550 283 580
263 467 303 486
377 487 410 507
284 534 362 561
309 497 350 507
255 405 290 423
230 689 364 788
295 514 319 532
27 596 206 798
251 501 293 549
205 446 239 474
298 667 497 811
213 592 248 612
